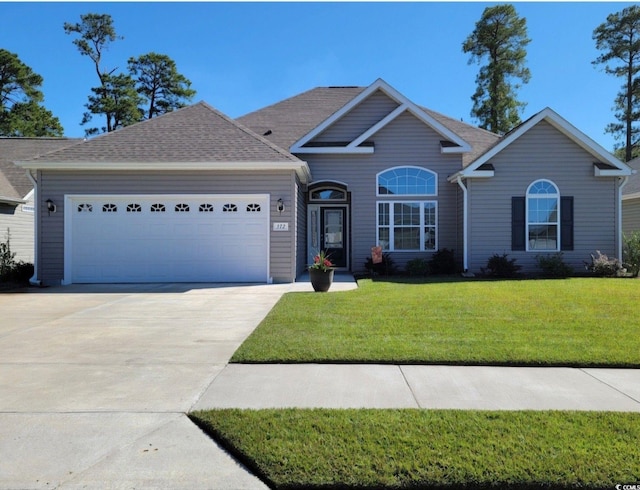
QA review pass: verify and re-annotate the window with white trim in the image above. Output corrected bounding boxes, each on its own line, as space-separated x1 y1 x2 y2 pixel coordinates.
377 166 436 196
527 179 559 251
377 201 437 251
376 166 437 251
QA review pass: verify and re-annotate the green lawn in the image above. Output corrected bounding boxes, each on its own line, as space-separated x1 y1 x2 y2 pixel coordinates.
231 278 640 367
190 408 640 490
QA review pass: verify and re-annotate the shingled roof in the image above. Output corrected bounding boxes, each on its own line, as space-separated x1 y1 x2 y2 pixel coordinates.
238 86 500 166
623 156 640 197
238 87 366 152
23 102 300 165
0 137 80 203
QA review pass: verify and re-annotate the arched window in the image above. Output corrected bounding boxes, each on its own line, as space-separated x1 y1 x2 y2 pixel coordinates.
527 179 559 251
308 182 348 202
377 166 437 196
376 166 437 251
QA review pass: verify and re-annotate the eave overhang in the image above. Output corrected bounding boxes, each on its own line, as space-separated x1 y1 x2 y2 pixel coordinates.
0 195 25 205
14 160 313 184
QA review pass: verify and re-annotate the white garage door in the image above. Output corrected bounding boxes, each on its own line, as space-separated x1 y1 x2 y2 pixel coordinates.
65 195 269 283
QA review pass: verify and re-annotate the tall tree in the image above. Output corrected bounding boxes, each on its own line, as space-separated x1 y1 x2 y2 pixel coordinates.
81 73 143 136
64 13 141 135
0 49 62 136
63 13 121 86
462 4 531 134
128 53 196 119
593 5 640 162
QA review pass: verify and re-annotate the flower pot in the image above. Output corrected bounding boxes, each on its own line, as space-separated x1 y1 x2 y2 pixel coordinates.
309 268 334 292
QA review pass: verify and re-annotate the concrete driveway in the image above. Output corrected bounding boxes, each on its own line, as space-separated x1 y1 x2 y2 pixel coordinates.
0 283 292 490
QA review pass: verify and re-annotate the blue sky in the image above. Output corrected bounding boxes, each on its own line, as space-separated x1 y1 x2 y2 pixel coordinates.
2 2 636 151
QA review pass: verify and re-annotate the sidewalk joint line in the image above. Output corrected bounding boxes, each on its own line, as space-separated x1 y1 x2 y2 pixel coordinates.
578 368 640 406
398 366 421 408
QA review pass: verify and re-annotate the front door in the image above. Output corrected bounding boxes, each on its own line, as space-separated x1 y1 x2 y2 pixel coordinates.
321 207 347 267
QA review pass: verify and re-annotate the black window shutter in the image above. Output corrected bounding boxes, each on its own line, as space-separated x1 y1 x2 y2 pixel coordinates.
512 197 526 251
560 196 574 251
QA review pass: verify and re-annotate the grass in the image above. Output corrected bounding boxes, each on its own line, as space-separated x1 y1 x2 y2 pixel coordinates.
190 408 640 489
231 277 640 367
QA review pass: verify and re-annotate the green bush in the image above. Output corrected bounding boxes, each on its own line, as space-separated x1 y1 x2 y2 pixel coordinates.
405 258 429 277
428 248 457 275
0 229 33 285
623 231 640 277
0 229 17 280
364 253 396 276
482 253 522 278
535 252 573 278
7 262 34 283
585 250 624 277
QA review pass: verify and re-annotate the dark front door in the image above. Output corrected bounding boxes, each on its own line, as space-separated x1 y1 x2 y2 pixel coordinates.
321 207 347 268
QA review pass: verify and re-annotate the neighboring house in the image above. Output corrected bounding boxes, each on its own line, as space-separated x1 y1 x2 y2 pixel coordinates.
15 79 632 285
0 137 80 262
622 156 640 235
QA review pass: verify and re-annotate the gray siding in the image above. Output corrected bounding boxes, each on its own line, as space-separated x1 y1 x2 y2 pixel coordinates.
38 170 298 285
306 109 463 274
467 120 618 274
623 198 640 235
294 174 307 278
313 90 400 144
0 194 34 262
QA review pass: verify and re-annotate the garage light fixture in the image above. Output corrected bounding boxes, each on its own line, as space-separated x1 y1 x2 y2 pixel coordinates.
46 199 56 215
276 198 285 213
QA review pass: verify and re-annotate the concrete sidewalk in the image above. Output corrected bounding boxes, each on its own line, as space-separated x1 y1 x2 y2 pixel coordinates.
195 363 640 411
2 276 639 490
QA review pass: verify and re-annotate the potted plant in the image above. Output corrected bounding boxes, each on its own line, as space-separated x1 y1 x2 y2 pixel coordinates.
308 250 334 292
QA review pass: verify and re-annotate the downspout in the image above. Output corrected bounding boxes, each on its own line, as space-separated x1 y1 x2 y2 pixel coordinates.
618 175 629 262
26 170 40 286
456 176 469 272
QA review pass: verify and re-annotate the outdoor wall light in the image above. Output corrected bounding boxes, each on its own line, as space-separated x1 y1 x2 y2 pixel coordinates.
276 198 285 213
46 199 56 215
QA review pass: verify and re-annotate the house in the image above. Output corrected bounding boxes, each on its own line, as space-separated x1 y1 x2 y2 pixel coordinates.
15 79 632 285
0 137 80 262
622 156 640 235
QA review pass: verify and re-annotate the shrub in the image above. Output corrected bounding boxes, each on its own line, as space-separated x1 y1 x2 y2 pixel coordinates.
0 229 33 285
8 262 34 283
0 229 17 280
482 253 522 278
623 232 640 277
535 252 573 278
364 253 396 276
405 258 429 277
428 248 457 275
585 250 625 277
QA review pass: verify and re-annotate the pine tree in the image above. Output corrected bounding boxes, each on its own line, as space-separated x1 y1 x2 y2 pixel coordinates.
463 4 531 134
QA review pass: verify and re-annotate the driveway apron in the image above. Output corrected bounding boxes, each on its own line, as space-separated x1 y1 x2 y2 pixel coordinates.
0 283 287 490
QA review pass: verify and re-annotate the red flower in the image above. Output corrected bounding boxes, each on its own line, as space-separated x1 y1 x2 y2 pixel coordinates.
309 250 333 271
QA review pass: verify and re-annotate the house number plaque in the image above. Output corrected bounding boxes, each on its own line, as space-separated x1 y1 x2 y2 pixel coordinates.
272 222 289 231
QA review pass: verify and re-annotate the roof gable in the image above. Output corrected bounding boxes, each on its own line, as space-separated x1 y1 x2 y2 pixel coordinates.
290 79 472 155
452 108 632 180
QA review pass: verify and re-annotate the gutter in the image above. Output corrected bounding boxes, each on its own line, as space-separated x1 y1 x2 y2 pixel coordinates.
0 196 26 205
25 170 40 286
456 176 469 272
